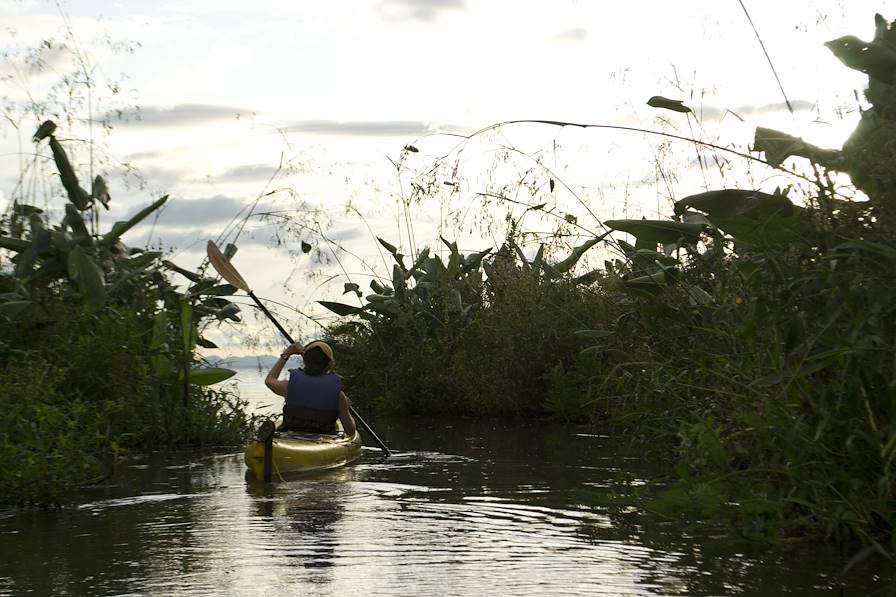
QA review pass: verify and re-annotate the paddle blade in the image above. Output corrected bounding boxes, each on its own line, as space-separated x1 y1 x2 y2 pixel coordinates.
206 240 250 292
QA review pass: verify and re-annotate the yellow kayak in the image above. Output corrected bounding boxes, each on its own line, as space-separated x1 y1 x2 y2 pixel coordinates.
244 426 362 481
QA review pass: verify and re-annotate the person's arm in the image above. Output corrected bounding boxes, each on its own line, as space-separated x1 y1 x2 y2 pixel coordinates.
264 342 304 397
337 391 357 437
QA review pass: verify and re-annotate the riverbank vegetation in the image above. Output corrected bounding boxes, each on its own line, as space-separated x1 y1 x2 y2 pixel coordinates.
307 16 895 556
0 124 255 505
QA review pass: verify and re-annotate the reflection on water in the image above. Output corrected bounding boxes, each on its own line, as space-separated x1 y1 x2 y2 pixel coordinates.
0 370 891 596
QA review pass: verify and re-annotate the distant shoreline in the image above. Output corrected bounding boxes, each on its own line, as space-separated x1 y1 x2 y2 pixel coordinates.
203 355 281 369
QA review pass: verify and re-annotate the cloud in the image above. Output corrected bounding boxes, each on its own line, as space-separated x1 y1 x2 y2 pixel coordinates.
550 28 588 42
131 194 254 227
279 119 438 137
375 0 465 23
696 99 815 120
216 164 278 182
120 195 281 250
105 104 253 127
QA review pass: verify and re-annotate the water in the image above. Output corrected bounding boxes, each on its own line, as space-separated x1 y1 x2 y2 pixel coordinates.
0 369 891 596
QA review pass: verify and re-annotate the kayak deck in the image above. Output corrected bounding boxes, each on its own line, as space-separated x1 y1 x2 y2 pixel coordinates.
244 427 362 481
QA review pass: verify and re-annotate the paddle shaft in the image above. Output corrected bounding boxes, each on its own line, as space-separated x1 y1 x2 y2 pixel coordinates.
246 290 392 457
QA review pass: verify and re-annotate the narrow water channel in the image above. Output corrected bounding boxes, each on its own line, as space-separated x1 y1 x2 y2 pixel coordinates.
0 368 890 596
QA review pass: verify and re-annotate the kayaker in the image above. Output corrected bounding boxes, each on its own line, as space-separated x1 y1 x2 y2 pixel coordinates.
264 340 357 437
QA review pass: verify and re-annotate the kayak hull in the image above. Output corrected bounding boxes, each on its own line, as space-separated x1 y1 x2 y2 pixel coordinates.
244 429 362 481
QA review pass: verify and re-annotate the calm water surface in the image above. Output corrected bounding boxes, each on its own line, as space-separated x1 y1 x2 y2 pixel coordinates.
0 368 891 596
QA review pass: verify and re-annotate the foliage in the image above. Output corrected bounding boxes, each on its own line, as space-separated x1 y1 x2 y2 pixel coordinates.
318 14 896 556
0 123 253 505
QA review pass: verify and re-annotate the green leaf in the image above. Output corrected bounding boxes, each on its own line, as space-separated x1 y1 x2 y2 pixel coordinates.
184 367 236 386
370 279 393 295
711 214 804 246
180 298 195 355
191 283 238 297
606 219 703 246
367 300 402 317
67 246 106 311
0 236 30 253
0 300 32 320
125 251 162 271
214 302 242 322
377 237 398 255
163 260 202 283
392 263 406 294
825 34 896 84
646 95 692 114
92 175 110 209
461 248 491 272
64 204 91 243
674 189 793 219
409 248 430 275
196 336 218 349
32 120 56 142
318 300 361 316
623 271 667 297
150 312 170 376
49 136 91 210
100 195 168 247
553 233 610 274
753 127 841 168
573 329 613 340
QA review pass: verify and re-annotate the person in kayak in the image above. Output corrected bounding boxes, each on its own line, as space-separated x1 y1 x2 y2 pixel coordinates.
264 340 357 437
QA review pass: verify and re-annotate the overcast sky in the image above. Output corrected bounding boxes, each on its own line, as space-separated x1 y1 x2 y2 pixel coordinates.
0 0 887 354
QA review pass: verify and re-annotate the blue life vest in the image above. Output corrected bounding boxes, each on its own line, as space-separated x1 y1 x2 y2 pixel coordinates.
282 370 342 434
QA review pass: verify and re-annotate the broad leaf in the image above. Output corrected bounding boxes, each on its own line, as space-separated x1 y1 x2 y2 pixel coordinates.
711 214 804 246
606 219 703 246
367 300 402 317
163 260 202 283
573 329 614 340
825 34 896 84
552 232 610 274
194 283 238 297
673 189 793 219
0 300 31 320
370 279 393 295
185 367 236 386
197 336 218 349
753 127 841 167
100 195 168 247
67 246 106 311
318 300 361 316
214 302 242 322
377 237 398 255
179 298 195 354
646 95 692 114
92 175 110 209
64 204 92 243
49 136 91 210
32 120 56 142
0 236 30 253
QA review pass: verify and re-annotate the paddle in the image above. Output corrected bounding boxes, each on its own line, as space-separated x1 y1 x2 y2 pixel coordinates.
206 240 392 456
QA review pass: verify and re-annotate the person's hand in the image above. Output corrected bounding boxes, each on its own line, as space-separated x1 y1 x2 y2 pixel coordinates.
284 342 305 357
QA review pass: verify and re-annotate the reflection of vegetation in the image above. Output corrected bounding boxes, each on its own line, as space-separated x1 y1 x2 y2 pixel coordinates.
316 15 896 555
0 123 253 505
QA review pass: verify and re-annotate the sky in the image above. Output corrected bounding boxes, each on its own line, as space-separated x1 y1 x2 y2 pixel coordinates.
0 0 888 354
